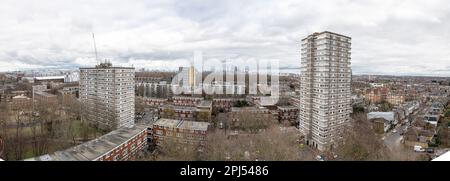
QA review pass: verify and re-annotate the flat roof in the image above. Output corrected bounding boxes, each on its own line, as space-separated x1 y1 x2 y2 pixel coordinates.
79 67 134 70
153 118 180 128
144 98 168 101
302 31 351 41
231 106 269 112
13 95 30 99
178 120 210 131
172 96 204 100
277 106 298 110
34 76 65 80
213 98 245 101
161 105 197 111
24 124 147 161
154 118 209 131
367 112 395 121
34 91 57 97
197 100 212 108
32 84 48 87
62 85 79 88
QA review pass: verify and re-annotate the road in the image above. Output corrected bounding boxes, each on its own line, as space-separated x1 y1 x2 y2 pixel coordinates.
383 101 430 151
136 107 159 125
384 124 407 150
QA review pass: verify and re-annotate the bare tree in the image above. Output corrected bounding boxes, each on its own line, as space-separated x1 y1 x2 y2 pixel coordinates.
135 97 145 113
335 113 391 161
13 112 25 160
203 126 311 161
0 101 10 159
136 85 145 97
438 118 449 147
0 92 95 160
215 113 228 133
138 110 315 161
233 111 274 133
29 100 59 156
62 96 81 144
154 138 199 161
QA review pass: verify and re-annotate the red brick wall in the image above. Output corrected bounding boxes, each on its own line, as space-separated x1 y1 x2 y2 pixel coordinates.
97 130 147 161
152 125 207 146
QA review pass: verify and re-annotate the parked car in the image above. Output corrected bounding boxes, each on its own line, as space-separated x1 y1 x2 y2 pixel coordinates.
414 145 425 152
426 148 434 153
32 112 40 117
315 155 325 161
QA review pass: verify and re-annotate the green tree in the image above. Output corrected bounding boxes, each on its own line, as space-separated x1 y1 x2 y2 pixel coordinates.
445 110 450 117
233 100 248 107
352 104 365 113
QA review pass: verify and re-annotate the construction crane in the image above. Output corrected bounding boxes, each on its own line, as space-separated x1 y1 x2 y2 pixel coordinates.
92 33 99 64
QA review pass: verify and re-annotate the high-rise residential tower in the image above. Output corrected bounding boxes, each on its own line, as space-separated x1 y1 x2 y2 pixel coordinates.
299 31 352 151
80 62 135 130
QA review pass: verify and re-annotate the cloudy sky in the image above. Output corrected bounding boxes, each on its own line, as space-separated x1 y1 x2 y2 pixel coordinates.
0 0 449 76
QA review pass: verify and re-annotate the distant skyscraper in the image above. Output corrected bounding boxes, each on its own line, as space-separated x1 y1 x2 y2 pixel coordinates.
188 64 196 88
299 31 352 151
176 65 200 95
80 62 135 130
64 71 80 83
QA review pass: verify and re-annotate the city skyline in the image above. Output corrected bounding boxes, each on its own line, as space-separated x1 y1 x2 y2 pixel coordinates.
0 0 450 76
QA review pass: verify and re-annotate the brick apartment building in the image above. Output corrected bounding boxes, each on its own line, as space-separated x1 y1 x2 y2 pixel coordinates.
25 124 148 161
152 119 210 146
58 86 79 100
277 106 300 124
212 98 246 113
172 96 203 107
195 100 212 122
158 99 212 122
365 87 388 103
365 87 405 106
144 98 168 107
386 94 405 106
228 107 274 128
34 91 57 105
159 105 197 121
11 95 32 110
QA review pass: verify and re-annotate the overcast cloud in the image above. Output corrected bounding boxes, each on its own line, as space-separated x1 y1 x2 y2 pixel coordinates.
0 0 449 76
